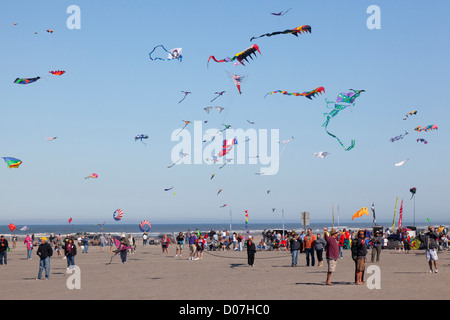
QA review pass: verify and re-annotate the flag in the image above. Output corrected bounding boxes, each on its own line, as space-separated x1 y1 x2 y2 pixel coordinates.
398 199 403 230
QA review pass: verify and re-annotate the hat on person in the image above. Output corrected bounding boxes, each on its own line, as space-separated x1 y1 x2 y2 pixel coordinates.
41 237 47 241
330 229 338 236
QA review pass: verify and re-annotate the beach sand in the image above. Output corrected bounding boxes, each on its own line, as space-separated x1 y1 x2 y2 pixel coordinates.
1 236 449 300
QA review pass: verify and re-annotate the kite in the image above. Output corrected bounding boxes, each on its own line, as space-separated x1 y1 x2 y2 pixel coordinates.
176 121 191 136
218 138 238 157
113 209 124 221
247 120 255 125
204 106 225 114
219 158 233 169
415 125 438 132
417 138 428 144
272 208 276 212
149 45 182 62
351 207 369 220
139 220 151 232
9 224 17 233
403 110 417 120
49 70 66 76
2 157 22 168
20 226 29 231
210 174 215 180
107 236 133 265
45 137 57 141
264 87 325 100
410 187 417 200
14 77 40 85
68 218 73 224
220 204 227 208
390 131 408 142
164 186 174 191
226 72 247 95
395 159 409 167
250 25 311 42
46 29 53 33
178 91 191 104
207 44 261 68
322 89 365 151
168 152 189 168
244 211 250 234
279 136 294 155
217 189 223 195
410 238 421 250
211 91 225 102
270 8 292 16
135 134 149 145
267 190 271 194
221 124 232 131
313 151 330 159
85 173 98 179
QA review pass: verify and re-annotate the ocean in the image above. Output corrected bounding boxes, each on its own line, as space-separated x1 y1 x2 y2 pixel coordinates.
0 220 443 239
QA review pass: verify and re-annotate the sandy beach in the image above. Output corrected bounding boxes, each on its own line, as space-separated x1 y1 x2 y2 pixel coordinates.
1 235 449 301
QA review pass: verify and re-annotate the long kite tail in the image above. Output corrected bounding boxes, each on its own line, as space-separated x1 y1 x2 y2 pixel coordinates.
323 121 355 151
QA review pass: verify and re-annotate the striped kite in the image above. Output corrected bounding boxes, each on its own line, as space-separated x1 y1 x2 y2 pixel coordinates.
2 157 22 168
208 44 261 68
250 25 311 42
352 207 369 220
264 87 325 100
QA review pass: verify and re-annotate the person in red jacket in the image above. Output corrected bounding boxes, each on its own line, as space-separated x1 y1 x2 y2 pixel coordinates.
338 231 345 259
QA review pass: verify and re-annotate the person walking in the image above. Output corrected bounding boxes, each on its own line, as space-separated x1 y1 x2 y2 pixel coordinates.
64 238 77 269
289 233 301 267
36 237 53 280
161 234 170 255
24 234 33 260
82 235 89 253
246 236 256 267
175 232 185 258
188 232 197 260
419 226 440 273
119 236 129 264
0 235 9 265
303 228 316 266
352 230 367 285
315 233 326 267
324 228 339 285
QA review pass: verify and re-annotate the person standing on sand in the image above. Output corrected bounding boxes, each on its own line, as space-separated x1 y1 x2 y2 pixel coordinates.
196 235 206 260
289 234 301 267
64 238 77 269
188 232 197 260
161 234 170 255
82 236 89 253
352 230 367 285
36 237 53 280
175 232 185 258
419 226 440 273
246 236 256 267
303 228 316 267
0 235 9 265
119 236 129 264
370 231 383 262
324 228 339 285
24 234 33 260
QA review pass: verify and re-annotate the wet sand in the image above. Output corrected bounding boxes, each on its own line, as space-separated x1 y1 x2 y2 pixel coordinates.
1 237 449 300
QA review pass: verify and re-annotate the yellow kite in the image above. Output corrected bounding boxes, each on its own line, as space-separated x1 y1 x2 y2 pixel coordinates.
352 207 369 220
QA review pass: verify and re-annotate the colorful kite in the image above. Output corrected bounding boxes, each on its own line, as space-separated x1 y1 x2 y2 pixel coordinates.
14 77 40 85
414 125 438 132
210 174 215 180
139 220 151 232
220 204 227 208
68 218 73 224
410 238 421 250
264 87 325 100
49 70 66 76
217 138 238 157
211 91 225 102
217 189 223 195
403 110 417 120
250 25 311 42
149 45 182 62
45 137 57 141
270 8 292 16
390 131 408 142
164 186 174 191
395 159 409 167
176 121 191 136
322 89 365 151
178 91 191 104
352 207 369 220
113 209 124 221
107 236 133 264
204 106 224 114
417 138 428 144
46 29 53 33
244 210 250 235
9 224 17 233
2 157 22 168
207 44 261 68
226 72 247 94
85 173 98 179
135 134 149 145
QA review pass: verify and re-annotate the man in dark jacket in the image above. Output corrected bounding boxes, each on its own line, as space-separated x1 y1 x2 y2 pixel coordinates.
352 230 367 285
370 231 383 263
324 228 339 285
0 235 9 265
419 226 440 273
289 234 301 267
36 237 53 280
246 236 256 267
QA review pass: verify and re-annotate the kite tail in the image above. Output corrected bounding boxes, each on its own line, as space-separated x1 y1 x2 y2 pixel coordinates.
324 125 355 151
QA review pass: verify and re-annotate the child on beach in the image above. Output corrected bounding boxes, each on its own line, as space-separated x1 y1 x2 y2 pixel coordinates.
161 234 170 255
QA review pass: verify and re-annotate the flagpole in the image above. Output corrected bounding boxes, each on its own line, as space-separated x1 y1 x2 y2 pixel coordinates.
332 204 335 229
282 208 285 237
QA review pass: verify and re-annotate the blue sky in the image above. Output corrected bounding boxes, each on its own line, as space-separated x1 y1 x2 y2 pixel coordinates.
0 0 449 225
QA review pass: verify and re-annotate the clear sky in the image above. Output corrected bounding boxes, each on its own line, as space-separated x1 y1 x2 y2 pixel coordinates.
0 0 449 225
